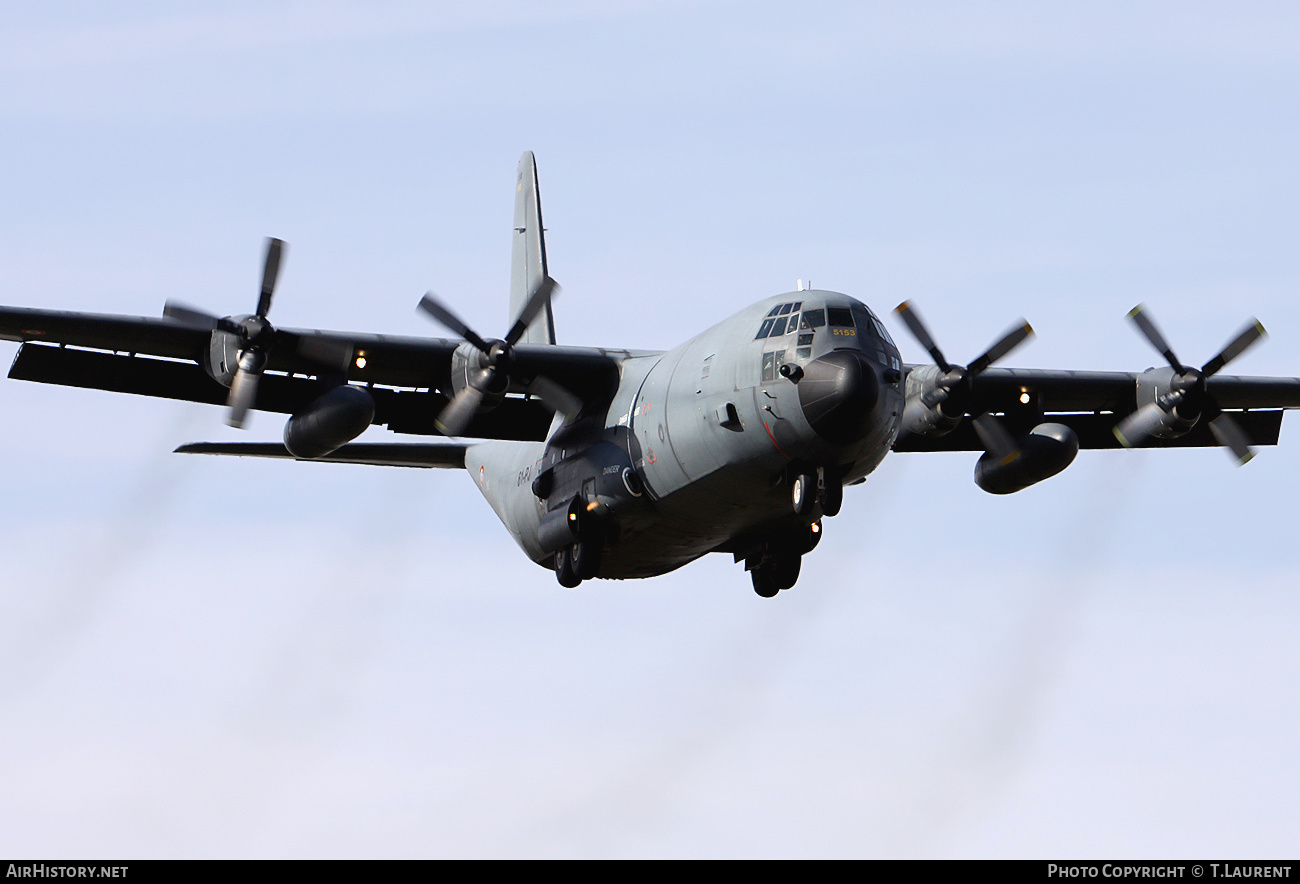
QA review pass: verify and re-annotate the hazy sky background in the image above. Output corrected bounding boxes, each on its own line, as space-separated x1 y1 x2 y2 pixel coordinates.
1 0 1298 858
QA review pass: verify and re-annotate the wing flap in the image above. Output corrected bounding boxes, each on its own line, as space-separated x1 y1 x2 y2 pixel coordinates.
10 342 228 404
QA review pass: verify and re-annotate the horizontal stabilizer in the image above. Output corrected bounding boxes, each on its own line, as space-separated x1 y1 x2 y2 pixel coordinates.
175 441 468 469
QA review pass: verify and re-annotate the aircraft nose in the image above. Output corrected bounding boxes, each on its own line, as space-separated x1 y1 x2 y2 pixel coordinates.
797 349 880 444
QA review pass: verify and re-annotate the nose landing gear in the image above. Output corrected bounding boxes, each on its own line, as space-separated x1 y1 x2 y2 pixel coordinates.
791 467 844 518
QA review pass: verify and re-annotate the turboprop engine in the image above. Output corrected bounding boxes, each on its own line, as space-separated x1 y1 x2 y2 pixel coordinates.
974 422 1079 494
1114 366 1202 443
1111 304 1267 464
283 385 376 458
893 301 1034 439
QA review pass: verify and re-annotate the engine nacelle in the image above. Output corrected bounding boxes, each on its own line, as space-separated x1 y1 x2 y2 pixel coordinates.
900 364 963 437
283 385 376 458
974 422 1079 495
1123 366 1200 440
449 340 508 404
202 323 245 387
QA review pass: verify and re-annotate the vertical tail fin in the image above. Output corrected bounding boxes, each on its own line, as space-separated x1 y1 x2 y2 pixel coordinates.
510 151 556 345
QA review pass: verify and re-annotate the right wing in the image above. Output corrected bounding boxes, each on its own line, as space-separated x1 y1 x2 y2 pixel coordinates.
0 306 645 440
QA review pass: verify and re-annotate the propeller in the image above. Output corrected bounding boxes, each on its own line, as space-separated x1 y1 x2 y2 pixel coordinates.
416 277 580 436
1115 304 1266 464
894 301 1034 410
163 237 285 428
894 301 1033 458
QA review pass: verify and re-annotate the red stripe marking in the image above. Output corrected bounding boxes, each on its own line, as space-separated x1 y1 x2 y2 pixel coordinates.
764 420 792 461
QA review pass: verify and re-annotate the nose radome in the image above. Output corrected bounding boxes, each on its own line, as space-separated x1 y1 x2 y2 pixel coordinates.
797 350 880 444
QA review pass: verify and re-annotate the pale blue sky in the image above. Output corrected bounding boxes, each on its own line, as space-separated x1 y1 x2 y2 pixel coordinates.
1 1 1298 858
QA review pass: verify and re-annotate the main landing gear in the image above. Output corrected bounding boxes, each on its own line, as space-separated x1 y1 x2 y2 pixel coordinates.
554 533 603 588
747 519 822 598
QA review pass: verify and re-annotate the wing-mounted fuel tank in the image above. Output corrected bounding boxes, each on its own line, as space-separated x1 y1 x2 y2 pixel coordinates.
974 422 1079 495
283 385 376 458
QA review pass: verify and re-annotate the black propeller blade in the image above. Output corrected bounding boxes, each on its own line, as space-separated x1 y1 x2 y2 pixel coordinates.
417 276 580 437
1115 304 1266 465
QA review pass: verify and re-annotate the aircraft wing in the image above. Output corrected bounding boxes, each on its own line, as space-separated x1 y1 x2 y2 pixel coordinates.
0 306 638 441
893 366 1300 451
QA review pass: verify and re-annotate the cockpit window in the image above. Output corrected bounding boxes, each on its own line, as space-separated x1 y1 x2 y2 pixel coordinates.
827 307 854 328
801 309 825 329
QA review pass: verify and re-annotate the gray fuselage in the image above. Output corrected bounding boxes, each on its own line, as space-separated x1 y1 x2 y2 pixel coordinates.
465 290 904 579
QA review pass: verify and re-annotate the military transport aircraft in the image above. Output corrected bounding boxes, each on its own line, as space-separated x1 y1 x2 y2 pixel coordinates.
3 153 1299 597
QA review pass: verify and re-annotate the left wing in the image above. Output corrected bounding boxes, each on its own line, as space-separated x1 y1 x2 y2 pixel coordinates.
893 366 1300 452
0 306 638 440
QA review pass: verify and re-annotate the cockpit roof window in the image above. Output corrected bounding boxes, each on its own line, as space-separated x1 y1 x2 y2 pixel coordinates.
757 301 809 338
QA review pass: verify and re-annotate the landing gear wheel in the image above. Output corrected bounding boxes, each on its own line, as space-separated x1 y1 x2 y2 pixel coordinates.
570 536 603 581
773 554 801 590
751 567 780 598
792 472 817 517
555 548 581 588
820 478 843 517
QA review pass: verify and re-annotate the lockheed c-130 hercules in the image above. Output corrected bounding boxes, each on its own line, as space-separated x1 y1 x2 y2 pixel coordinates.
3 152 1299 597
